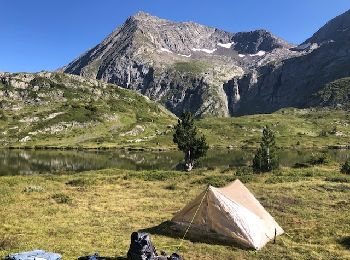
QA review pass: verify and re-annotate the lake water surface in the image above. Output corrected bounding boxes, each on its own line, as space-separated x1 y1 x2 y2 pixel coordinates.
1 148 350 175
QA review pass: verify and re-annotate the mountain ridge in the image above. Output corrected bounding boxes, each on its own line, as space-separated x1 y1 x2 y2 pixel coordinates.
62 10 350 117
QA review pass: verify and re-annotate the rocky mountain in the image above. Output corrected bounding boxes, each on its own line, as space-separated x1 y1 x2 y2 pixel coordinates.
0 72 175 148
233 9 350 115
63 12 298 117
63 10 350 117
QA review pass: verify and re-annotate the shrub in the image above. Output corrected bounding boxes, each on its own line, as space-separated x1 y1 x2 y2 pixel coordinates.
319 130 328 137
52 193 72 204
341 159 350 174
309 152 332 165
0 236 17 250
142 171 181 181
0 110 7 121
66 178 94 187
193 175 236 187
235 166 253 176
325 176 350 183
265 175 303 184
165 183 177 190
293 162 310 168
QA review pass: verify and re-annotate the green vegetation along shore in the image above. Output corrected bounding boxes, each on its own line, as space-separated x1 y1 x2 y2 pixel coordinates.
1 72 350 151
1 164 350 259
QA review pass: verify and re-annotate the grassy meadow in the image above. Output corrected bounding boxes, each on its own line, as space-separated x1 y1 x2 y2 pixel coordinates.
2 73 350 259
1 164 350 259
4 106 350 151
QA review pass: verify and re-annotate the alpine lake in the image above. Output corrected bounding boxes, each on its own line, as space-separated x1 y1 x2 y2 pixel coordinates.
1 148 350 176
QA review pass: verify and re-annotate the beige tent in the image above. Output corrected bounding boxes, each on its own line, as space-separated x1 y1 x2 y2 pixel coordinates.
171 179 283 250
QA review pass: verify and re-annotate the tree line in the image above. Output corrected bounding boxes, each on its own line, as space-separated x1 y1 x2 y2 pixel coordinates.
173 112 350 174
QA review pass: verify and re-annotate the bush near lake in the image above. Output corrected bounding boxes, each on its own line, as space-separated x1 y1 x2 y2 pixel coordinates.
309 152 332 165
341 159 350 174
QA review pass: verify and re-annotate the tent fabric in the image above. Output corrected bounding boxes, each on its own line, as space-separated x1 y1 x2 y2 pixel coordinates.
171 179 283 250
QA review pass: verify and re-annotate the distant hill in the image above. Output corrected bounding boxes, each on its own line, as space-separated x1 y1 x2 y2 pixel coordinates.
0 72 176 149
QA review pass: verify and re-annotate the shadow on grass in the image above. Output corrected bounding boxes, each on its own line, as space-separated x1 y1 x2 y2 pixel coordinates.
339 236 350 249
78 256 126 260
140 221 248 250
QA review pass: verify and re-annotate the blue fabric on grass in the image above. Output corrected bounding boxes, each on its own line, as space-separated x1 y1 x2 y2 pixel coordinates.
5 249 61 260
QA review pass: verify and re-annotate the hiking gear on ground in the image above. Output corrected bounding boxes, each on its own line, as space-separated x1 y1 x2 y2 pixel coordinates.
4 250 61 260
127 232 157 260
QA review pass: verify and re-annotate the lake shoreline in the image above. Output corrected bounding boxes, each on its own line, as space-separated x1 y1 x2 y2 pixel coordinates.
1 147 350 176
3 144 350 152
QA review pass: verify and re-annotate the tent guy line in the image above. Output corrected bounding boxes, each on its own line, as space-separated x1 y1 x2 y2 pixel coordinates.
177 186 210 251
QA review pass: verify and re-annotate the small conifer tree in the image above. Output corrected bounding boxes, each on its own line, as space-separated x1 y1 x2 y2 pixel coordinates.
253 125 279 172
173 112 209 171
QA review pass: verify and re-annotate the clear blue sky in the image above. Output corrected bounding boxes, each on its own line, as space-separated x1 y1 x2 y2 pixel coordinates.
1 0 349 72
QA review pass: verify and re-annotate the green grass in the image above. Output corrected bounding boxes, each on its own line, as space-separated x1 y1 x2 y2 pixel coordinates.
173 61 210 74
0 73 176 150
1 165 350 259
197 108 350 149
1 73 350 151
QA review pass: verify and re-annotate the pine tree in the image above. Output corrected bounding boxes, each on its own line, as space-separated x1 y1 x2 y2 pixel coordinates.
173 112 209 171
253 125 279 172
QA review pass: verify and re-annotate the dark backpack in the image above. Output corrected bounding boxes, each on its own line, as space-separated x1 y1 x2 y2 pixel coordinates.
168 253 183 260
127 232 157 260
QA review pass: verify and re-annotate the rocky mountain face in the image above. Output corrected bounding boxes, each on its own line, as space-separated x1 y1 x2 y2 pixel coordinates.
63 10 350 117
63 12 298 117
233 9 350 115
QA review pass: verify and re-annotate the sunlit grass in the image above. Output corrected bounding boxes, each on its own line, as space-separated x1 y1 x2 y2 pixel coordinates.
1 165 350 259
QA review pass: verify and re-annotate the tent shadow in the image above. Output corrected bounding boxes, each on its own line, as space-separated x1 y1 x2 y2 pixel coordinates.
78 256 127 260
140 221 249 250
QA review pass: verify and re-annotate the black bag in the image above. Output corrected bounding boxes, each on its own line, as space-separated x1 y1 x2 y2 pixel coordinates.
168 253 183 260
127 232 157 260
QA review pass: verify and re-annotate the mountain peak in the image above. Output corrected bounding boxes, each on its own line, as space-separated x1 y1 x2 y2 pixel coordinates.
233 29 293 54
129 11 161 21
303 9 350 45
63 12 297 117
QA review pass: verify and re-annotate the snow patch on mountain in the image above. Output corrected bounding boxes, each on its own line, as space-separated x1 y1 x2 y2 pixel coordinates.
249 51 266 57
192 48 217 54
160 48 173 53
178 53 191 58
217 42 234 48
238 54 245 58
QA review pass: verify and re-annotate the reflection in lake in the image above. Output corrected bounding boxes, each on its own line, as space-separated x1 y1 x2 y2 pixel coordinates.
0 148 349 175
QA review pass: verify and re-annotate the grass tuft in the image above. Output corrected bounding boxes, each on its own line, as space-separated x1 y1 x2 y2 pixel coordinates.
52 193 72 204
66 178 95 187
